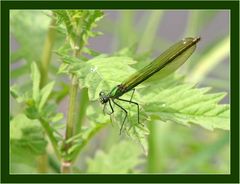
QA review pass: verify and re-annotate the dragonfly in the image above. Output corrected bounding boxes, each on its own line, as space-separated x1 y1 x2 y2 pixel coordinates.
99 37 201 134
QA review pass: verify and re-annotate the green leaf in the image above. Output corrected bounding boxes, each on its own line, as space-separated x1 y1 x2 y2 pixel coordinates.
24 103 40 119
63 101 121 161
10 114 48 173
65 121 107 161
31 62 41 102
53 10 104 52
87 141 143 173
10 84 29 103
87 99 149 155
51 113 64 123
81 47 101 57
51 82 69 103
141 78 230 131
10 113 47 154
86 101 110 124
38 81 55 111
59 54 137 100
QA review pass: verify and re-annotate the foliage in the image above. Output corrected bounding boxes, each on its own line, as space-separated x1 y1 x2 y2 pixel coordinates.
141 76 230 130
57 52 229 153
52 10 103 54
87 141 143 173
10 10 230 174
10 10 68 104
10 113 47 173
11 63 58 122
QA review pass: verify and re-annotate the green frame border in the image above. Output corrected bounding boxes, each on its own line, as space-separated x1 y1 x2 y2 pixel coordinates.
1 1 239 183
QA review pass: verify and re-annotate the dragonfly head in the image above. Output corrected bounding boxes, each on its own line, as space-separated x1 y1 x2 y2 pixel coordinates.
99 91 109 104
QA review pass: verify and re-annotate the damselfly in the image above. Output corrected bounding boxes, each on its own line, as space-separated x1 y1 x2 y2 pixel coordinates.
99 37 201 134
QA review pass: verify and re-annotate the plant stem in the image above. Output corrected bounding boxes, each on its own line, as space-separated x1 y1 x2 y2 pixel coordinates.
137 11 163 53
37 154 48 173
75 88 89 134
40 118 61 159
72 123 106 162
147 122 157 172
48 154 61 173
61 161 72 173
61 75 78 173
40 17 56 88
188 36 230 83
37 16 57 173
65 75 78 145
148 122 170 173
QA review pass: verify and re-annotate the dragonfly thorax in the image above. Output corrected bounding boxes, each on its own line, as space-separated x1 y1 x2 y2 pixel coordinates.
99 91 109 104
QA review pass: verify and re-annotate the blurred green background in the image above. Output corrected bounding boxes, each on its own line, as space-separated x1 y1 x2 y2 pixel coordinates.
10 10 230 174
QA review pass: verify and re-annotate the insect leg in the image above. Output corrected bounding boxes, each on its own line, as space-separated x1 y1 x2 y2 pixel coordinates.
112 99 128 135
117 98 143 127
108 100 114 126
125 89 143 126
103 100 114 115
129 88 135 102
108 100 114 115
103 103 107 115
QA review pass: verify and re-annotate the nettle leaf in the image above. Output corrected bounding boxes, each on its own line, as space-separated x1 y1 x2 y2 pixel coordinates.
39 81 55 111
10 114 48 173
87 99 149 154
66 101 148 160
51 113 64 123
53 10 103 52
59 54 137 100
10 113 47 154
80 10 104 45
24 102 40 119
81 47 101 57
64 122 108 161
102 92 150 153
63 102 109 160
58 54 151 153
10 84 30 103
30 63 57 119
11 62 59 124
141 77 230 131
86 101 110 124
86 141 143 173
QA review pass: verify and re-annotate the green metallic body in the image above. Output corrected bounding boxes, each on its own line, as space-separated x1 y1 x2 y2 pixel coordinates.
109 37 200 99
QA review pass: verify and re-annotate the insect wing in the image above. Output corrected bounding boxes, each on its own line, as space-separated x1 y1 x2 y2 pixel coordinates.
121 37 200 90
